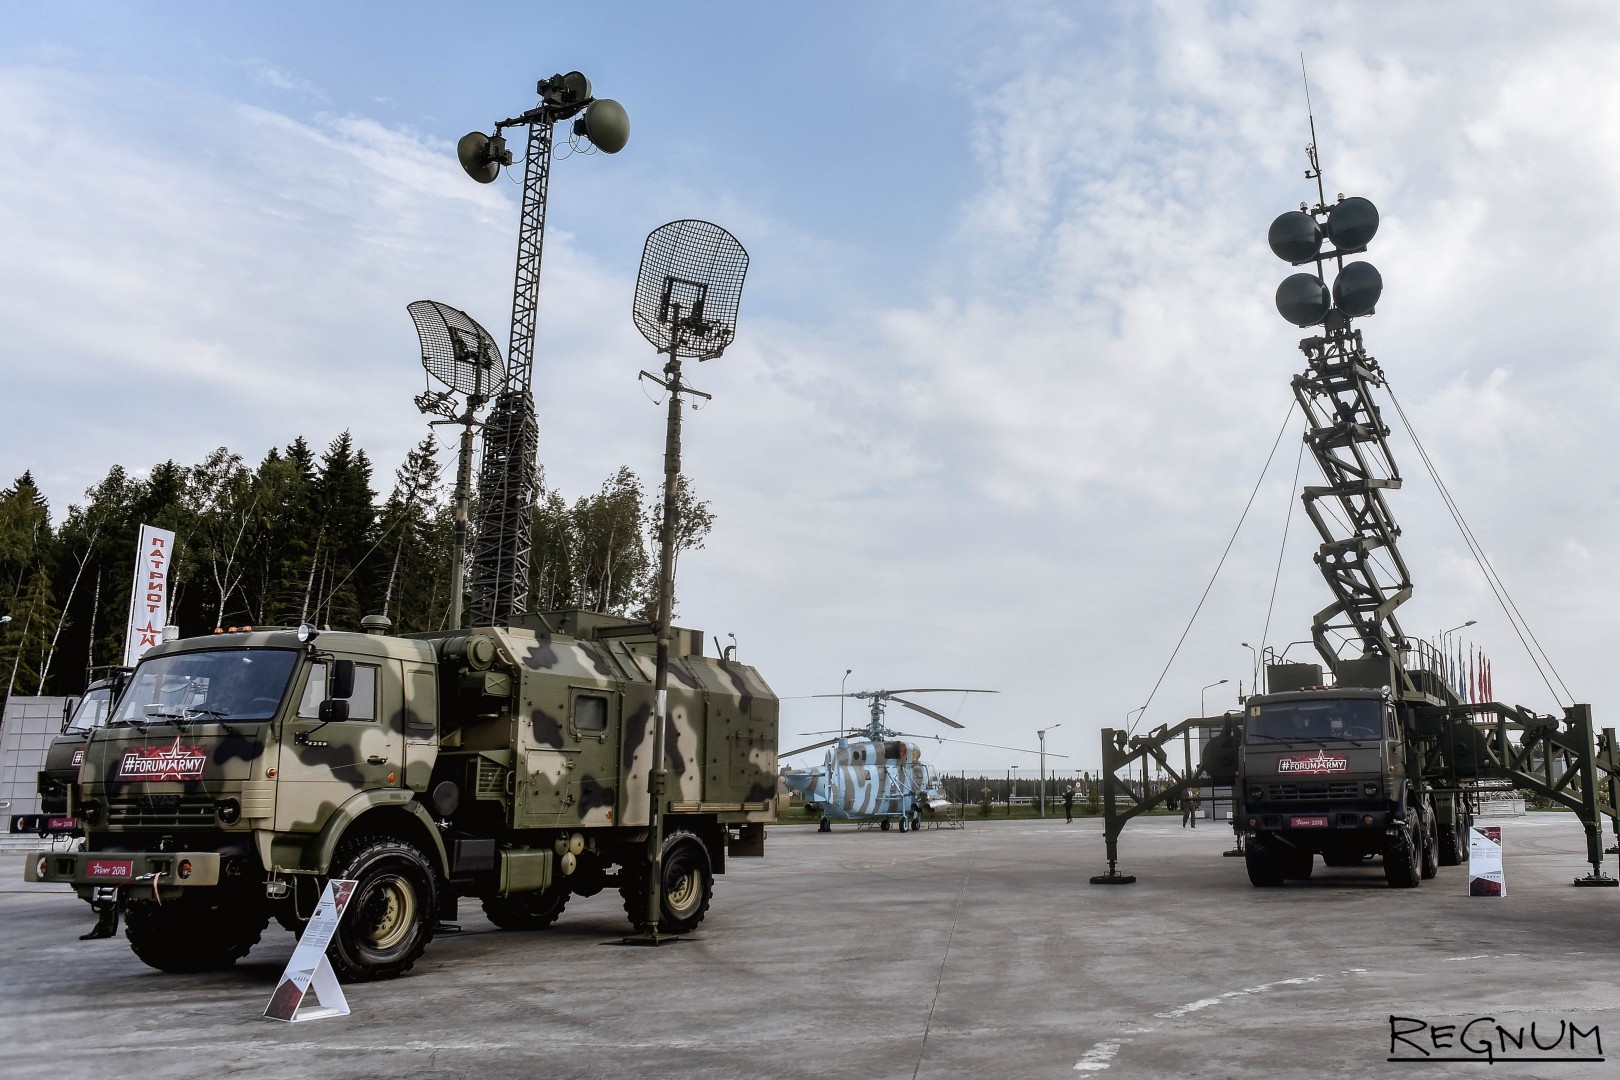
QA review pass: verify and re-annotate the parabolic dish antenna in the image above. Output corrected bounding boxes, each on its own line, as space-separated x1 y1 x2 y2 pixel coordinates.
407 300 507 399
632 219 749 361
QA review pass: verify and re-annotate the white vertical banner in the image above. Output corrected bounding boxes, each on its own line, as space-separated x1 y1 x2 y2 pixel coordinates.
1468 824 1506 897
123 524 176 668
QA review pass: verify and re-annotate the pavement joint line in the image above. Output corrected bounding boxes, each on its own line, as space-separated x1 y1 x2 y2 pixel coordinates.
911 839 977 1080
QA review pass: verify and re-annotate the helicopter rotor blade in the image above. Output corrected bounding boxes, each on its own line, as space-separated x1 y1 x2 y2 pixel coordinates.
894 732 1064 757
781 737 841 757
882 688 998 697
889 696 967 729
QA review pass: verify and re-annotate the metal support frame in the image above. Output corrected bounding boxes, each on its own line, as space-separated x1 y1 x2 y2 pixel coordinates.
1090 718 1239 884
468 113 555 625
1291 324 1414 686
1419 702 1619 883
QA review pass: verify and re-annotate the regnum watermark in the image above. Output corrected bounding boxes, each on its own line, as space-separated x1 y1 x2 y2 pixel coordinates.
1389 1015 1603 1065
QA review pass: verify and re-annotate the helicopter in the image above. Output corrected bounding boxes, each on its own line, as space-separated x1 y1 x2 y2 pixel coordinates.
780 688 1006 832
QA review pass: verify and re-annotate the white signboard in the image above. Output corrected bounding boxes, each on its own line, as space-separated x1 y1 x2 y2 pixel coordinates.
122 524 176 668
1468 824 1505 897
263 879 357 1022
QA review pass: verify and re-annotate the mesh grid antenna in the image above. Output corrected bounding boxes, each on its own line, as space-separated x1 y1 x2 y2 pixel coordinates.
407 300 505 401
633 220 749 360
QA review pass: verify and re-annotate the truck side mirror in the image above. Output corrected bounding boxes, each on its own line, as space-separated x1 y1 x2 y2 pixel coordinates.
318 699 350 723
328 659 355 701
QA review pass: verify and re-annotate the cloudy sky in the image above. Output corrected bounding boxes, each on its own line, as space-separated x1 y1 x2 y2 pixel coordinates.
3 2 1618 775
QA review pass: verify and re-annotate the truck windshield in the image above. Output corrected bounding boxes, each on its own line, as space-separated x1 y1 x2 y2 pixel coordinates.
1248 698 1383 743
109 649 299 726
65 686 116 734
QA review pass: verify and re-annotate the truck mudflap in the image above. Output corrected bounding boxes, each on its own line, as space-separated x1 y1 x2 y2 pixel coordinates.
9 814 81 837
25 849 223 895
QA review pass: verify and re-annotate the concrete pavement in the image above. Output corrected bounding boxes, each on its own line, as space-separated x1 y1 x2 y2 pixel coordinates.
0 812 1614 1079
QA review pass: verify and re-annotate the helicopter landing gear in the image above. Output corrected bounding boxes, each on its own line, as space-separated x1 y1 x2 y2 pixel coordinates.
880 818 891 832
818 815 831 833
898 813 909 833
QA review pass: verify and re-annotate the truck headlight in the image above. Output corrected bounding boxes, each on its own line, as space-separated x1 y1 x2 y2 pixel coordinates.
1362 783 1379 798
216 799 240 825
81 799 103 825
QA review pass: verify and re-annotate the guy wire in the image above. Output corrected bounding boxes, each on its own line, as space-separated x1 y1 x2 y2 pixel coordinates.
1383 382 1572 707
1130 397 1299 736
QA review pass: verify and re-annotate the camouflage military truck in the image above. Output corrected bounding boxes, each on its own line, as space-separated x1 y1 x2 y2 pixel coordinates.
9 671 126 838
25 610 778 980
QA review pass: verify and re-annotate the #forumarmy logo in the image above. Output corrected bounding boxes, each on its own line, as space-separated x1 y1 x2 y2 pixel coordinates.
118 737 207 781
1277 750 1350 774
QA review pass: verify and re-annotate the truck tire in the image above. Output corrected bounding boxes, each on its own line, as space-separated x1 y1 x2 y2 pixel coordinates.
126 890 268 973
620 830 714 934
1384 820 1421 889
1420 807 1440 880
1245 835 1285 887
1438 814 1470 867
482 888 569 930
326 835 437 982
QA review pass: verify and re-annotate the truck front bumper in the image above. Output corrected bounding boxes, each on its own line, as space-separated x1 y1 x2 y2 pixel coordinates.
1243 805 1391 832
25 849 222 899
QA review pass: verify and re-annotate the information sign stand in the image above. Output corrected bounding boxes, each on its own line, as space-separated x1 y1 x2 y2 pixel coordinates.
263 879 357 1022
1468 825 1506 897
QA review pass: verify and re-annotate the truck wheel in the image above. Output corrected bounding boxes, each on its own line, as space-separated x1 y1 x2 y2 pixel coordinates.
326 835 437 982
1420 808 1440 880
126 890 268 973
1384 820 1421 889
1438 815 1469 867
620 830 714 934
482 888 569 930
1245 835 1285 887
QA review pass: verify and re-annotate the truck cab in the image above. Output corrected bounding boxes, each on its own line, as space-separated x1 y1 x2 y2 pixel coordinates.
1236 661 1465 888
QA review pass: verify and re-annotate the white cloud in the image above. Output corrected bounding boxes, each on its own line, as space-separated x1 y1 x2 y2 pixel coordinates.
4 4 1620 773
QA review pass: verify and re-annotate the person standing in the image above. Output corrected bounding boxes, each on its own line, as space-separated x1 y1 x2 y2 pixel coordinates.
1182 786 1201 828
1063 784 1076 823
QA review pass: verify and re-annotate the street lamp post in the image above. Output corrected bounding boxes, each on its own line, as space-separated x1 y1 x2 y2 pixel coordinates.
1201 679 1229 718
839 668 852 736
1036 723 1062 818
1440 620 1475 695
1241 642 1260 695
1009 766 1020 815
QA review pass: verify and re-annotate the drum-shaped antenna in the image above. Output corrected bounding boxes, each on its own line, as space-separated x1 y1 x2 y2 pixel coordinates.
1332 260 1383 317
1276 273 1331 327
1268 210 1322 264
407 300 507 398
575 98 630 153
633 219 749 359
1326 196 1379 251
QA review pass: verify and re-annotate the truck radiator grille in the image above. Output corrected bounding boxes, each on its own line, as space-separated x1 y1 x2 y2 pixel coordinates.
474 757 507 800
107 795 217 827
1264 781 1362 802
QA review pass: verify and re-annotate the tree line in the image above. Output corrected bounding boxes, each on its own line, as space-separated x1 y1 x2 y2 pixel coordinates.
0 433 709 702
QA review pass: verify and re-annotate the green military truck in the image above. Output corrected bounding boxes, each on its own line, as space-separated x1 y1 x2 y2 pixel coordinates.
26 610 778 980
9 671 126 839
1234 658 1469 889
